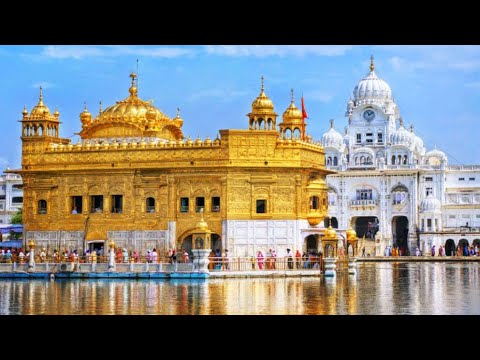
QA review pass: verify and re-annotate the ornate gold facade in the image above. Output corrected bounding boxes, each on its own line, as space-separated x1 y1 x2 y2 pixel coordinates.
12 73 332 256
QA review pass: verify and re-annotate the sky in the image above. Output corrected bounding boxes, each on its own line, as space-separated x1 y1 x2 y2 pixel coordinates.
1 45 479 169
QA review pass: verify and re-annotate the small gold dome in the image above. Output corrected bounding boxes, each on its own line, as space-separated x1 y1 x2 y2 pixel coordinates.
213 135 220 146
204 136 212 146
282 101 303 123
196 214 209 231
186 137 193 146
346 226 357 241
80 103 92 124
22 105 28 118
323 225 337 239
251 76 275 112
194 137 203 146
53 106 60 118
30 86 52 117
173 108 184 128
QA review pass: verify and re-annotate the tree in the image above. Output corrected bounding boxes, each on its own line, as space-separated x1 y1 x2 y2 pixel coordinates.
10 209 22 224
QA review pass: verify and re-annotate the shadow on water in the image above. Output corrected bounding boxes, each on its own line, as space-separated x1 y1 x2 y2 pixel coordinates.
0 262 479 315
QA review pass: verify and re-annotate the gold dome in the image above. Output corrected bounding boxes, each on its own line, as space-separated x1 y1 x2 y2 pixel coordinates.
80 102 92 124
282 90 303 124
53 106 60 118
196 211 209 231
22 105 28 118
173 108 184 128
79 73 184 141
346 226 357 241
30 86 52 117
252 76 274 111
323 225 337 239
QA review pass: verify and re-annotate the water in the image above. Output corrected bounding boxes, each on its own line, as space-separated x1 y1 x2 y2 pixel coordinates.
0 262 479 315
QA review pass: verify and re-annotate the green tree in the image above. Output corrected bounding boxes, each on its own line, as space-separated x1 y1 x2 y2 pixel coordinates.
10 209 22 224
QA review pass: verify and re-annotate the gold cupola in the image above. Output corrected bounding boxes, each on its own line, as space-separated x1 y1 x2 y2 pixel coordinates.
247 76 278 130
323 218 337 239
279 89 305 139
22 105 28 119
29 86 52 118
173 107 184 128
80 102 92 126
78 72 184 141
346 222 357 241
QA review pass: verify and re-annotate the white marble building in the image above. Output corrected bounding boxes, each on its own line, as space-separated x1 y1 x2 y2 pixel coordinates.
0 172 23 224
321 57 480 256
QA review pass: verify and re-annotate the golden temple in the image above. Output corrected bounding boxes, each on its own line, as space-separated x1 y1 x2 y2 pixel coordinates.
13 73 331 258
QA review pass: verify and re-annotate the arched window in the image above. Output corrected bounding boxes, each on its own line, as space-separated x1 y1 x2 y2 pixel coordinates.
327 157 332 165
397 155 401 164
38 200 47 214
391 155 396 165
310 196 319 210
293 128 301 139
333 156 338 166
146 197 155 213
403 155 407 165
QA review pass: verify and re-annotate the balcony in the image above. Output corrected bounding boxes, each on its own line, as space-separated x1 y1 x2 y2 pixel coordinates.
350 199 377 209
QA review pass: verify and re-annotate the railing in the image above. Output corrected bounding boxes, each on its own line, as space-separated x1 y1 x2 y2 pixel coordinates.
350 199 377 206
207 256 323 272
180 206 189 213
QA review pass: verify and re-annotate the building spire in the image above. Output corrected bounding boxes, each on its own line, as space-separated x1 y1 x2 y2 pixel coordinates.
99 101 102 114
399 117 404 127
38 86 44 105
261 75 265 92
410 124 414 132
290 88 294 103
370 55 375 72
129 72 138 97
330 119 334 128
84 101 88 111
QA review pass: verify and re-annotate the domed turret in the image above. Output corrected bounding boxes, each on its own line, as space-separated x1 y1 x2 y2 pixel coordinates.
80 102 92 126
390 119 413 146
346 218 357 241
420 193 441 213
409 124 425 153
29 86 54 119
323 225 337 240
279 89 306 139
425 146 448 166
173 108 184 128
321 119 344 148
53 106 60 118
247 76 278 130
353 56 392 102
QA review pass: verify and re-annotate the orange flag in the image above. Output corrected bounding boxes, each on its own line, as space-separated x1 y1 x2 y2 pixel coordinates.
301 96 308 139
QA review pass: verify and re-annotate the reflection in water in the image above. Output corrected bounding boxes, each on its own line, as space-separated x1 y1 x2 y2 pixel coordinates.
0 262 479 315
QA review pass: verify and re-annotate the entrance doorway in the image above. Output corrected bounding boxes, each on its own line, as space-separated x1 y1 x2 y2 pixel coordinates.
182 235 193 257
305 235 318 253
211 234 222 253
445 239 455 256
354 216 379 239
88 241 105 254
392 216 409 254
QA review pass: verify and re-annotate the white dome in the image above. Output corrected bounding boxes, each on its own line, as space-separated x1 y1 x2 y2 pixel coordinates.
420 193 441 213
390 122 413 146
353 70 392 101
408 125 425 152
426 148 446 159
321 120 343 148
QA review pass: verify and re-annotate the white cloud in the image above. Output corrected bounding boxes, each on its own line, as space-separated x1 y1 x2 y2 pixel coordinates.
305 90 334 103
204 45 353 57
188 89 248 101
41 45 195 60
383 46 480 73
32 81 55 89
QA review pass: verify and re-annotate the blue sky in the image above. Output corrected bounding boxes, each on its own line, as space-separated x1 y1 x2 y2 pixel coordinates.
1 45 479 168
